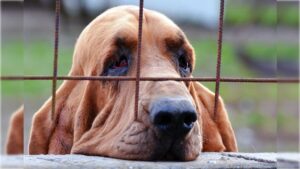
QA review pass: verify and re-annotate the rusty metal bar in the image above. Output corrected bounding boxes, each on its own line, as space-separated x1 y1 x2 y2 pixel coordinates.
1 76 299 83
51 0 61 121
213 0 225 119
134 0 144 120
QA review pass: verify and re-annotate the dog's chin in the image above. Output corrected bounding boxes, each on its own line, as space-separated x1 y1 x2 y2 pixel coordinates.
149 140 195 161
115 137 198 161
114 121 201 161
149 133 200 161
121 136 200 161
72 121 200 161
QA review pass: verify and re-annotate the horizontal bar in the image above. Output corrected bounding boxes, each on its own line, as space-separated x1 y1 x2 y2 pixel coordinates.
0 76 299 83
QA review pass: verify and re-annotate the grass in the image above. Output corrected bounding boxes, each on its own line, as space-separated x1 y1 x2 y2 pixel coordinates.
277 44 299 60
244 43 276 61
257 5 277 26
192 39 256 79
1 40 23 76
225 2 254 26
244 43 299 61
278 5 299 27
2 39 72 96
225 1 298 27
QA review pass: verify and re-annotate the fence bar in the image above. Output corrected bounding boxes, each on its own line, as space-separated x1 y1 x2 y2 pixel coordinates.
213 0 225 119
1 76 299 83
0 76 300 83
134 0 144 120
51 0 61 121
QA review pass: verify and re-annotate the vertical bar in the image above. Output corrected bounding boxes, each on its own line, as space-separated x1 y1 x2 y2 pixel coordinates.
214 0 225 119
0 0 2 158
51 0 61 121
134 0 144 120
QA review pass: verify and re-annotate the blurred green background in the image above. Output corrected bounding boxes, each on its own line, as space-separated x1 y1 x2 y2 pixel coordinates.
1 0 299 153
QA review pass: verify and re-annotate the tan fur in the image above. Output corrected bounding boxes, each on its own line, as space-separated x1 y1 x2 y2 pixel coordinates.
6 6 237 160
6 106 24 154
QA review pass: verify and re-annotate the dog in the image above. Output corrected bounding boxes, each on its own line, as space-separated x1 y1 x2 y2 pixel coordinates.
6 5 237 161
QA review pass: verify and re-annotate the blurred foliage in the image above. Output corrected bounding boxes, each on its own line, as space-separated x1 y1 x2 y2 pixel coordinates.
225 1 298 27
244 43 299 60
257 5 277 26
1 40 23 76
2 40 71 96
226 3 254 26
277 44 299 60
278 6 299 27
244 43 276 60
219 83 278 132
192 40 256 78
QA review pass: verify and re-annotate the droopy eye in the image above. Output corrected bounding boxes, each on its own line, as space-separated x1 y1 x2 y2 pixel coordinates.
105 55 129 76
111 55 128 69
177 50 191 77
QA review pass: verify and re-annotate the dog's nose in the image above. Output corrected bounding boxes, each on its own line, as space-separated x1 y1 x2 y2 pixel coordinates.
150 97 197 136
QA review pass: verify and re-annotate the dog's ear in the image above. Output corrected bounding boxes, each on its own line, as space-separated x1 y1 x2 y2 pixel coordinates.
6 106 24 154
29 80 79 154
29 79 104 154
28 85 66 154
190 82 238 152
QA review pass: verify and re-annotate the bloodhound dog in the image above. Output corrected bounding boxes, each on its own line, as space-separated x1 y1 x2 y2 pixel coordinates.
6 5 237 161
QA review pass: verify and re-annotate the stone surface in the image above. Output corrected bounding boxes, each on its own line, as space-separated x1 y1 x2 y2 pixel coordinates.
277 153 300 169
1 153 298 169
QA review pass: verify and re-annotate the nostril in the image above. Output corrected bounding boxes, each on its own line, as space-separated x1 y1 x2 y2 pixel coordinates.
182 112 197 128
154 112 173 130
154 112 173 125
150 97 198 136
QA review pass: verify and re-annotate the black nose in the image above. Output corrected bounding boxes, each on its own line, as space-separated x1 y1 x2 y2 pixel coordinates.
150 97 197 136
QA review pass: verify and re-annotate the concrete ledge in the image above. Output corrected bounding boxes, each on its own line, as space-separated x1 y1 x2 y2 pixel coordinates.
1 153 299 169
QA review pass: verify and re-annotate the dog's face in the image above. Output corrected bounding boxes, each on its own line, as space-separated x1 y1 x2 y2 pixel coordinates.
27 5 237 160
70 6 201 160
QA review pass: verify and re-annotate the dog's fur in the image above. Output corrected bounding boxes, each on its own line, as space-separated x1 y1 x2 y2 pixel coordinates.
6 6 237 161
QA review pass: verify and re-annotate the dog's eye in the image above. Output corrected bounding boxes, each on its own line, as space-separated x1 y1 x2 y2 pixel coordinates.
105 55 129 76
179 54 189 69
111 55 128 69
177 51 191 77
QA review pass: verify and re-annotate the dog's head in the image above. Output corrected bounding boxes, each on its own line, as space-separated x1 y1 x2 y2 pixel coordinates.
30 5 237 161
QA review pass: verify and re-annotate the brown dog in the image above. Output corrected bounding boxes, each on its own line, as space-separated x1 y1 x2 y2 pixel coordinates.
6 5 237 161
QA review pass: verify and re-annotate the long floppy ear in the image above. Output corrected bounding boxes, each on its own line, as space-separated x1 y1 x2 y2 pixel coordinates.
29 77 103 154
190 82 238 152
29 19 108 154
6 106 24 154
28 80 78 154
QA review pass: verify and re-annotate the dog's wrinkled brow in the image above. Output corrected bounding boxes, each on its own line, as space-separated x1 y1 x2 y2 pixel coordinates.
165 32 185 52
114 36 137 51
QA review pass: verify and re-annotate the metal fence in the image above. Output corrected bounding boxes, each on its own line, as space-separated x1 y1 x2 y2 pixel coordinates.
1 0 299 121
